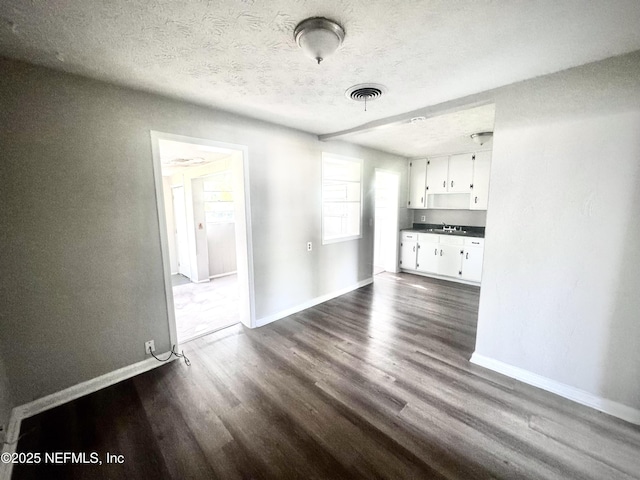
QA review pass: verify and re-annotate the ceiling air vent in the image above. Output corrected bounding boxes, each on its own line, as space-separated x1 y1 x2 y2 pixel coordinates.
345 83 387 110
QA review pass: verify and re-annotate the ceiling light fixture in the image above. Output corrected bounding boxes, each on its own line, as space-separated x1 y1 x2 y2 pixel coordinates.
294 17 345 64
470 131 493 145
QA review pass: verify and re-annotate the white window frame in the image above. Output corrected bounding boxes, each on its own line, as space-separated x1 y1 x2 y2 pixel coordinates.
321 152 363 245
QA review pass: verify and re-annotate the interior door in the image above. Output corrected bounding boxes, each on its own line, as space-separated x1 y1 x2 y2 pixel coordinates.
172 186 191 278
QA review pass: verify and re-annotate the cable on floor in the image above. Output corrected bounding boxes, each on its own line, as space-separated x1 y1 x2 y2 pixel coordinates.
149 344 191 366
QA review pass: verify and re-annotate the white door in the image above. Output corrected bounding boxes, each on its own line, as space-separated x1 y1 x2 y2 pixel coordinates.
448 153 474 193
426 156 449 194
172 186 191 278
471 151 491 210
374 170 400 273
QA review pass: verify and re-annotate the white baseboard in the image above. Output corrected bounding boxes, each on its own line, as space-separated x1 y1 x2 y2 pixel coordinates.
0 353 176 480
400 269 480 286
209 271 237 279
470 352 640 425
255 278 374 328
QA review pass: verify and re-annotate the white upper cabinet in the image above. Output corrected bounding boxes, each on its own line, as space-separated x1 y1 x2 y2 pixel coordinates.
407 158 427 209
410 150 491 210
425 156 449 194
470 151 491 210
448 153 474 193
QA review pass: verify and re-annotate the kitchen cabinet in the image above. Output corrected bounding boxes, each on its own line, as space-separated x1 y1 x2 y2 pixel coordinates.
460 238 484 282
470 151 491 210
425 156 449 194
437 237 465 277
416 234 439 273
401 231 484 284
426 154 473 195
407 158 427 208
447 153 474 194
399 232 418 270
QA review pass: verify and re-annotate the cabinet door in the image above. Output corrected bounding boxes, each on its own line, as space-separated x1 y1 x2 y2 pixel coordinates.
437 243 464 277
448 153 473 193
426 156 448 194
461 246 484 282
408 158 427 208
470 151 491 210
400 240 418 270
416 235 439 273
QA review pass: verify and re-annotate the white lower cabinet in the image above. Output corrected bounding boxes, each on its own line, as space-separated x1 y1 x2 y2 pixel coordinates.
401 232 484 284
460 238 484 282
399 232 418 270
416 234 439 272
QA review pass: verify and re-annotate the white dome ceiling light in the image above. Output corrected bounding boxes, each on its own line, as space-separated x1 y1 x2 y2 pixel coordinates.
471 131 493 145
294 17 345 64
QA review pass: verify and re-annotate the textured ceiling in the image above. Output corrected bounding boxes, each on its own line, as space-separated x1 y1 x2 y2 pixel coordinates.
344 104 496 158
1 1 640 140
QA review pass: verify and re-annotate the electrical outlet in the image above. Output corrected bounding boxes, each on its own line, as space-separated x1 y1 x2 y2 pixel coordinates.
421 215 426 221
307 242 312 251
145 340 155 354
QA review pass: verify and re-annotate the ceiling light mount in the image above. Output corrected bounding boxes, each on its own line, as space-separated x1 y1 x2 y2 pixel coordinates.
294 17 345 64
471 131 493 145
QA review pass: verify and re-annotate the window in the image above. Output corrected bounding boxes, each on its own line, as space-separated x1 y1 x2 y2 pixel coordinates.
203 172 234 224
322 153 362 244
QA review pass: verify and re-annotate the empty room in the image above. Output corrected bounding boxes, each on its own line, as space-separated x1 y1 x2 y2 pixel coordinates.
1 1 639 479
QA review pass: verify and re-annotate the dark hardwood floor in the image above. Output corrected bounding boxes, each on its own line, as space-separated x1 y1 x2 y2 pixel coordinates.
13 273 640 479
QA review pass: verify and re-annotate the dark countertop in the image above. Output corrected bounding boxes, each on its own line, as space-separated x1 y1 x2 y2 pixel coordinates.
403 223 485 238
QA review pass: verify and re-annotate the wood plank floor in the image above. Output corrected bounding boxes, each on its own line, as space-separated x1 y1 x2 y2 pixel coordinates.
13 273 640 479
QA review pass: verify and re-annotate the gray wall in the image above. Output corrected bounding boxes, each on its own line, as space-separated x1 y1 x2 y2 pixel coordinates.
476 51 640 411
0 58 406 406
412 209 487 227
0 353 13 434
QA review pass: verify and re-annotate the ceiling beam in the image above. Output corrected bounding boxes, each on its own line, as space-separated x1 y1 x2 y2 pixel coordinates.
318 90 497 142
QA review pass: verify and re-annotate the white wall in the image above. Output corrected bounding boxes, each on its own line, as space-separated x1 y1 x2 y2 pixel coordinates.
475 51 640 417
0 58 406 406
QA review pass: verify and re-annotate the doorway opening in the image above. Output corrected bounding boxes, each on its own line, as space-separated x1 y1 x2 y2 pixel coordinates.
373 170 400 275
151 132 254 345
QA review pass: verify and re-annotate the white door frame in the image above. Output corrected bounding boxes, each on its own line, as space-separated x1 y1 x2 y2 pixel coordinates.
374 169 400 273
150 131 256 349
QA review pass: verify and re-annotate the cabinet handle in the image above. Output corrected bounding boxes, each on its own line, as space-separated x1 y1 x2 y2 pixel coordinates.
459 270 462 275
451 181 454 188
466 252 469 259
434 248 437 255
470 183 474 189
440 249 443 256
475 196 478 204
413 246 416 252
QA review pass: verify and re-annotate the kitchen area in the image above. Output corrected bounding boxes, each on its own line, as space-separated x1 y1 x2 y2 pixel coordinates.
399 133 492 286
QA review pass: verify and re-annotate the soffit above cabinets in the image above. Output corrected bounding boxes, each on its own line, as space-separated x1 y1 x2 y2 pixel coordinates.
1 1 639 138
